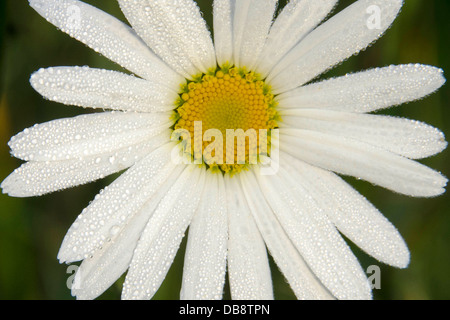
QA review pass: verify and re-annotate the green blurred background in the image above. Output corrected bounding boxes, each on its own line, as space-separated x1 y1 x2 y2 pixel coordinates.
0 0 449 300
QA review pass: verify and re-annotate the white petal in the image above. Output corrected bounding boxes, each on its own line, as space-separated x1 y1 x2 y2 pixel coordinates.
281 152 410 268
58 143 179 263
254 165 372 300
70 160 185 300
213 0 234 67
118 0 216 78
122 166 206 300
1 133 169 198
9 112 171 162
232 0 277 70
280 109 447 159
268 0 403 93
30 67 179 112
240 170 334 300
225 174 273 300
28 0 181 86
279 130 448 197
256 0 338 77
277 64 446 113
180 172 228 300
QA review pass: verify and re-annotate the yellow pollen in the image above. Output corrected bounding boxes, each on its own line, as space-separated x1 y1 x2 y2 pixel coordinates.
173 65 280 174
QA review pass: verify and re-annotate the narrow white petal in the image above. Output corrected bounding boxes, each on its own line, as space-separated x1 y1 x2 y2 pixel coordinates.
118 0 216 78
256 0 338 77
279 130 448 197
231 0 250 69
255 166 372 300
225 175 273 300
280 109 447 159
281 152 410 268
122 166 206 300
1 133 169 198
71 163 185 300
28 0 181 86
240 170 334 300
180 172 228 300
278 64 446 113
232 0 278 70
213 0 234 66
30 67 179 112
9 112 171 162
58 143 179 263
268 0 403 93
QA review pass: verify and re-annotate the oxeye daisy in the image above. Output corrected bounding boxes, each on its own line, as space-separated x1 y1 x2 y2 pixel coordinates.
1 0 447 300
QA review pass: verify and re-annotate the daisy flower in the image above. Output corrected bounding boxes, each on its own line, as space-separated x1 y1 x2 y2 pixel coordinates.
2 0 447 300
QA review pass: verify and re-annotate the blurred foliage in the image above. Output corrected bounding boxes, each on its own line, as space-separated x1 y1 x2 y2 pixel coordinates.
0 0 449 300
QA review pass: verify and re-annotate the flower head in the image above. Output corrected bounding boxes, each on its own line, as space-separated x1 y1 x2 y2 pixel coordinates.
2 0 447 300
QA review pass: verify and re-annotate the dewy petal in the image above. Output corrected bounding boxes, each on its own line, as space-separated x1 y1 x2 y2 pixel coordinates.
1 132 169 198
122 166 206 300
118 0 216 78
254 165 372 300
30 67 179 113
240 170 334 300
268 0 404 93
28 0 181 87
9 112 172 162
281 152 410 268
279 129 448 197
180 172 228 300
280 109 447 159
256 0 338 77
232 0 278 70
213 0 234 67
58 143 180 263
225 174 273 300
277 64 446 113
70 159 185 299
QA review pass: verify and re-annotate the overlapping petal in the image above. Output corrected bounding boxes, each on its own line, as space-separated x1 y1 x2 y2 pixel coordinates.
71 155 185 299
180 172 228 300
279 130 447 197
232 0 278 70
122 166 206 300
225 175 273 300
268 0 403 93
240 170 334 300
279 109 447 159
118 0 216 78
256 0 337 77
281 152 410 268
1 131 169 197
28 0 181 86
213 0 234 67
254 165 372 300
58 143 180 263
9 112 172 162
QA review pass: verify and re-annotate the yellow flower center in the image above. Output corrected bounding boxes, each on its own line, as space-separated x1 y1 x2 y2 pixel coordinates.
173 65 280 174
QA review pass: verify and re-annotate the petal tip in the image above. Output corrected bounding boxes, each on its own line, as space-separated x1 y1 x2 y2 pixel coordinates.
29 68 47 92
396 255 411 270
28 0 48 12
1 176 17 197
389 241 411 269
